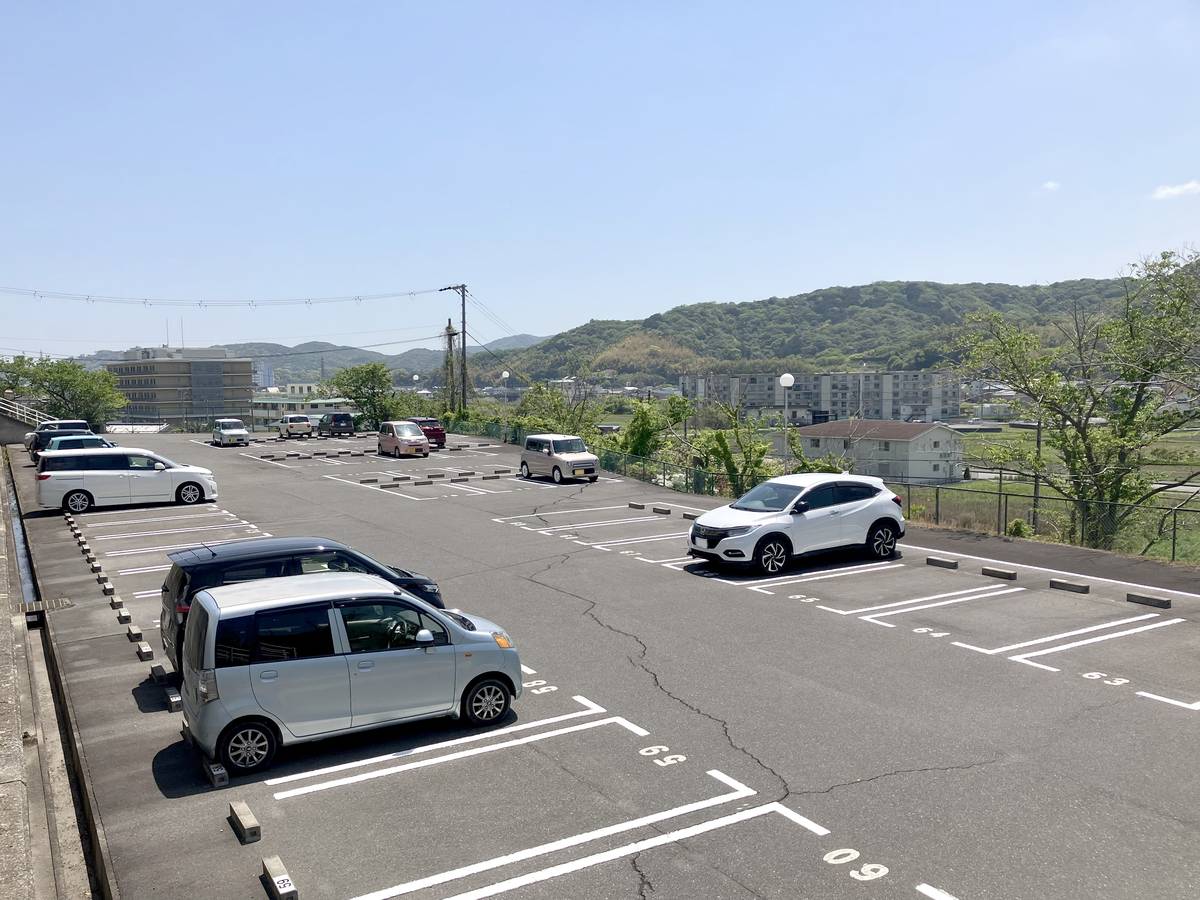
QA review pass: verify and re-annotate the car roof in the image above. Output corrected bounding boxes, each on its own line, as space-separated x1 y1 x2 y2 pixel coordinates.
382 419 422 426
408 416 438 422
214 418 243 424
41 420 88 428
527 433 579 441
47 435 105 444
166 535 353 568
766 473 885 489
201 572 399 611
38 446 148 457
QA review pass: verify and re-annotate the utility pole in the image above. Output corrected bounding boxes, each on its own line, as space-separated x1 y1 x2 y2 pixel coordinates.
440 284 468 412
1032 418 1043 531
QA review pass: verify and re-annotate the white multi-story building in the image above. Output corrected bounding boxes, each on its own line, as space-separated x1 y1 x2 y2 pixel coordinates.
679 371 961 422
786 421 964 483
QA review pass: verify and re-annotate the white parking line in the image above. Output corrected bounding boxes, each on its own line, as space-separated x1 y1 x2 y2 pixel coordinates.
818 584 1000 616
861 587 1024 627
520 665 536 675
273 715 650 800
321 474 435 501
748 563 906 594
84 510 234 528
583 531 691 548
900 542 1200 600
239 452 295 468
707 560 896 587
1136 691 1200 711
105 534 272 557
1009 618 1185 672
637 555 693 564
75 505 222 519
952 613 1161 655
351 770 756 900
92 521 257 541
917 885 960 900
493 506 627 522
438 802 829 900
117 563 171 575
132 589 162 598
267 696 604 786
536 516 663 534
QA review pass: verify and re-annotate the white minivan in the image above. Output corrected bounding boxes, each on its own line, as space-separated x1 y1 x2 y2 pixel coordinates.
180 572 522 773
36 447 219 513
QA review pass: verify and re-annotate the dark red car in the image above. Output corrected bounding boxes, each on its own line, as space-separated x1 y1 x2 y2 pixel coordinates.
407 417 446 449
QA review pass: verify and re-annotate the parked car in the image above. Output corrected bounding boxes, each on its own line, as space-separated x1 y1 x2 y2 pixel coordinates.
24 419 90 453
306 415 323 429
687 473 905 574
179 572 521 773
159 535 445 673
378 421 429 458
44 435 115 452
317 412 356 436
29 427 93 460
407 416 446 449
36 447 218 514
278 415 313 438
520 433 599 483
212 418 250 447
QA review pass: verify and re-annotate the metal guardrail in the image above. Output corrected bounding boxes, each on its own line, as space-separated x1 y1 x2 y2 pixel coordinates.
0 397 51 427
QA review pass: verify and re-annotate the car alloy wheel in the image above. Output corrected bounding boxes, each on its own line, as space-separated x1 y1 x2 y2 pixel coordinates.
869 524 897 558
178 483 202 504
222 723 275 771
65 491 91 513
519 462 530 478
469 683 507 722
756 540 788 574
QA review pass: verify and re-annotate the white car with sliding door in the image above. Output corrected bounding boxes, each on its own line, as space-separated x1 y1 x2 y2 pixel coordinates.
36 447 219 513
688 473 905 573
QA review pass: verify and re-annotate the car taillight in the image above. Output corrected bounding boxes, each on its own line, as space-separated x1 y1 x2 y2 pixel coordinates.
198 669 219 703
175 601 191 615
892 495 903 507
37 473 51 480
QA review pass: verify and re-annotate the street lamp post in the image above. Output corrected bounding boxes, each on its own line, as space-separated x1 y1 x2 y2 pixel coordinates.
779 373 794 473
501 370 510 403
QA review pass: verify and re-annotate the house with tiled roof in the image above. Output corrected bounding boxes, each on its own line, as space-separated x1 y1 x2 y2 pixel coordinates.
791 421 963 484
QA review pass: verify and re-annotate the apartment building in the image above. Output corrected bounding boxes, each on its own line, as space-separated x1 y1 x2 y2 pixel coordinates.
679 370 961 422
105 347 253 426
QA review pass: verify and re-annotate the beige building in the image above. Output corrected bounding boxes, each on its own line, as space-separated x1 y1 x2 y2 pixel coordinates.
786 421 964 484
680 371 962 422
105 347 253 427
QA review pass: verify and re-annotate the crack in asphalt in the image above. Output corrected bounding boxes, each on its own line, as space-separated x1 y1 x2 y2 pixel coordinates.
527 480 591 528
631 853 654 899
793 755 1001 796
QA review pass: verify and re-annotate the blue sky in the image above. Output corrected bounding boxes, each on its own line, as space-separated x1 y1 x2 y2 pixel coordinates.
2 1 1198 357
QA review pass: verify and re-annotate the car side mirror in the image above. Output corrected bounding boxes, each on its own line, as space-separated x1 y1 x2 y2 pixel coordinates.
545 448 553 455
153 462 166 471
792 501 808 514
415 629 434 644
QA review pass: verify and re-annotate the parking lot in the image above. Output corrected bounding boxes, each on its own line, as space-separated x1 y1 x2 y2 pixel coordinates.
9 432 1200 899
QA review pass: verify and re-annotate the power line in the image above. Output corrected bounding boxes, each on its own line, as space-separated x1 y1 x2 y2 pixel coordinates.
0 285 445 308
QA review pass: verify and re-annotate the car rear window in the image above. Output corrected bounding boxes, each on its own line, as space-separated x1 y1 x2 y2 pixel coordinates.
183 602 211 671
39 456 82 472
163 565 189 603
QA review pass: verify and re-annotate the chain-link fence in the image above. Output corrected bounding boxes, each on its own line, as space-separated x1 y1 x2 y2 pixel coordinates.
447 421 1200 563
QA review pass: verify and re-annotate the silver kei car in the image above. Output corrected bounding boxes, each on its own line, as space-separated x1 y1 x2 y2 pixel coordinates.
180 572 522 773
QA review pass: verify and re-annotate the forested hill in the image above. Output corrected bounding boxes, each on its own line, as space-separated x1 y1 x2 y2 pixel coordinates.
476 276 1130 383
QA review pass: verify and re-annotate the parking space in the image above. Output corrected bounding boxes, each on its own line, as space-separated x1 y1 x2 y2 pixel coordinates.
11 432 1200 899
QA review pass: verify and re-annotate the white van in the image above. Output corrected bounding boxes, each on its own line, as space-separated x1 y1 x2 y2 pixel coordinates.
36 447 219 513
180 572 522 773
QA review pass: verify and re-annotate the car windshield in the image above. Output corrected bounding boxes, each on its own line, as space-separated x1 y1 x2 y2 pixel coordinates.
553 438 586 453
397 423 422 437
442 610 476 631
730 482 804 512
218 420 245 429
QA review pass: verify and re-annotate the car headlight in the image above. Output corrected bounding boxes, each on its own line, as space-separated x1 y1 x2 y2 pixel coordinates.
723 526 755 537
492 632 514 649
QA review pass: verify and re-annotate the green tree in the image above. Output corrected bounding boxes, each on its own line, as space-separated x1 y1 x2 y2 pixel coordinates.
784 428 853 474
616 397 693 457
322 363 396 429
511 383 605 438
688 402 772 494
0 356 126 427
958 250 1200 550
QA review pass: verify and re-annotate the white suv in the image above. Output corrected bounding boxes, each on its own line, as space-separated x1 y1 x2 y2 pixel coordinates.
688 474 904 573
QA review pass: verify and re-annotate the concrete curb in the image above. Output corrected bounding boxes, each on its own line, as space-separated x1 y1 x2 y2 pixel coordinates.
926 556 959 570
1049 578 1089 594
1128 592 1171 609
982 566 1017 580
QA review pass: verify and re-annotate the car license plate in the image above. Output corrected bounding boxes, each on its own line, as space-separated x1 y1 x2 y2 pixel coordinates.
573 468 585 476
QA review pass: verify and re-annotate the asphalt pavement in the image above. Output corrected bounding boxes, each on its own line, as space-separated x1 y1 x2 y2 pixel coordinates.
8 432 1200 900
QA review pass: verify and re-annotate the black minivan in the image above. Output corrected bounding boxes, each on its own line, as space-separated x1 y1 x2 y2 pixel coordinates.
158 536 443 672
317 412 356 436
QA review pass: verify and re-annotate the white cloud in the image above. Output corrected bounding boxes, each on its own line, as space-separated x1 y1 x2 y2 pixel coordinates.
1041 181 1061 192
1152 180 1200 200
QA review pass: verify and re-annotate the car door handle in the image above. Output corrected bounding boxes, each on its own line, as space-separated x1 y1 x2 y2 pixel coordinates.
258 670 278 681
356 660 375 671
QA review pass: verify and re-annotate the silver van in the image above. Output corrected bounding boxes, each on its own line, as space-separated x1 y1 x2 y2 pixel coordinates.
519 433 599 483
180 572 521 773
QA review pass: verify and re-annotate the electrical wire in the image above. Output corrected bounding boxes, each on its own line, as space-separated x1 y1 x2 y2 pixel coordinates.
0 285 445 308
